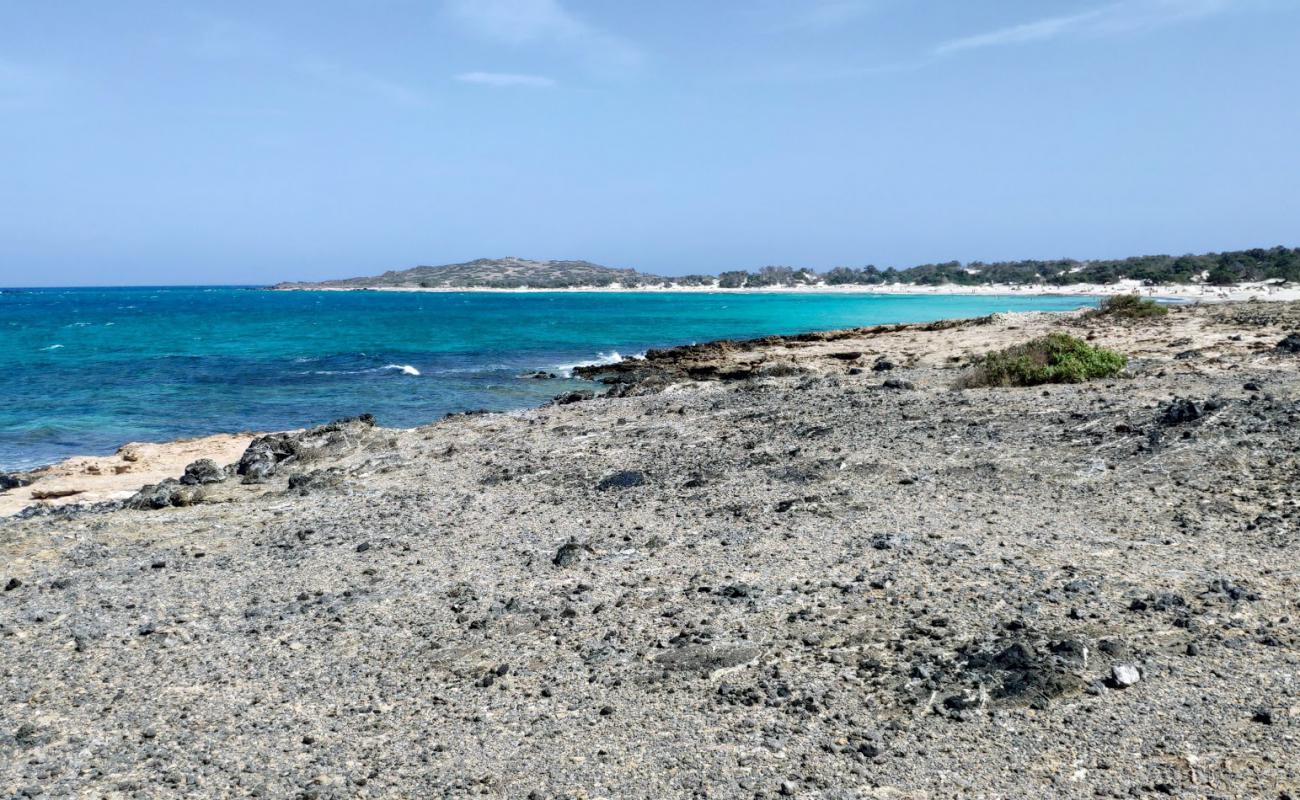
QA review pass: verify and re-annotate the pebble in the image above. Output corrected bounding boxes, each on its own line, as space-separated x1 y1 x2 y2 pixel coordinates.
1111 663 1141 688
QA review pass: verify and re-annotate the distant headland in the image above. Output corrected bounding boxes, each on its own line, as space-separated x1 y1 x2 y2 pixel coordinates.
272 247 1300 294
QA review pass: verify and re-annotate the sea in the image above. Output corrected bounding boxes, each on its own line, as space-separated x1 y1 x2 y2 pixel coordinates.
0 287 1097 470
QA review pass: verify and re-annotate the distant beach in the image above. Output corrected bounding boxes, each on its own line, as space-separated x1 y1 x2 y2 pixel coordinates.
277 279 1300 303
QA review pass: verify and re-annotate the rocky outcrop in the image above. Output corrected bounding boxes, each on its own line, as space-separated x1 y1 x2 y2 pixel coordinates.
0 473 32 492
180 458 227 485
126 479 204 510
237 414 377 484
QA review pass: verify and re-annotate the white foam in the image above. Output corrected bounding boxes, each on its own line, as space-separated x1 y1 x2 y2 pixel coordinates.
41 344 64 351
554 350 644 378
307 363 421 376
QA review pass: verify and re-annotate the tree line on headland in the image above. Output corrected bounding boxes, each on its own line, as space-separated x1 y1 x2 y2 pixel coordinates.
661 246 1300 289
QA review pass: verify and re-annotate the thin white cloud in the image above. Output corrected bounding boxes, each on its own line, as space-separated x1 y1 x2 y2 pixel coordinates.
445 0 643 73
455 71 556 88
934 0 1234 55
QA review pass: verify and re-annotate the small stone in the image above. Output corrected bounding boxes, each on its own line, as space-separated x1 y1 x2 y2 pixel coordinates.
1110 663 1141 688
4 578 21 592
1252 708 1275 725
553 540 592 567
596 470 646 491
1185 643 1200 657
599 705 615 716
780 780 797 796
355 542 371 553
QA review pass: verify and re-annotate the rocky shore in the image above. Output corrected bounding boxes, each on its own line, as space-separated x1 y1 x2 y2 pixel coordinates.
2 301 1298 798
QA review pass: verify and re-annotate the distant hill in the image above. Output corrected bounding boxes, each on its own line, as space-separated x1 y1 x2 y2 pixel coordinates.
275 246 1300 290
274 257 666 290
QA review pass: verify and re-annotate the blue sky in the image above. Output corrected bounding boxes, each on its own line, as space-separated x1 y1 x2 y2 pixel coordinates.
1 0 1298 285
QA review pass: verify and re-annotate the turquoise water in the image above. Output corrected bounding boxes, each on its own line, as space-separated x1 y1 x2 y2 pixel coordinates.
0 287 1096 470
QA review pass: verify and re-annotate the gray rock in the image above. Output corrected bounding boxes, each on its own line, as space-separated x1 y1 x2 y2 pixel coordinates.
1 473 32 492
553 540 593 567
596 470 646 491
654 643 761 674
180 458 226 485
551 390 595 405
126 479 203 510
1110 663 1141 688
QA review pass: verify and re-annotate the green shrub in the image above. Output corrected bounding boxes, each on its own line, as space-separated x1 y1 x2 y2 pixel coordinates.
962 333 1127 388
1087 294 1169 319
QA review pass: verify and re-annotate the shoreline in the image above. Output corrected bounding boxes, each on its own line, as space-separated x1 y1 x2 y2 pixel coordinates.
1 294 1293 516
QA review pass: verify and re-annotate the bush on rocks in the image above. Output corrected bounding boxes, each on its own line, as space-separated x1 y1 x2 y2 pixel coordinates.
1088 294 1169 320
961 333 1126 388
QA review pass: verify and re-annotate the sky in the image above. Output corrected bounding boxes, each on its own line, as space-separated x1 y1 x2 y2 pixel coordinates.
1 0 1298 286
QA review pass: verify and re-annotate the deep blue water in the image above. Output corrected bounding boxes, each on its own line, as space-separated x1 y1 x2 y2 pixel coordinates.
0 287 1096 470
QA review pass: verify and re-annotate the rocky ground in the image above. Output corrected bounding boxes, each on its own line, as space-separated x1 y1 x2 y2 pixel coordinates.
2 301 1298 799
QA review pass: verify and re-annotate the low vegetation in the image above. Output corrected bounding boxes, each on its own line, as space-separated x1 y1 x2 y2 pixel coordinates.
962 333 1127 388
1087 294 1170 320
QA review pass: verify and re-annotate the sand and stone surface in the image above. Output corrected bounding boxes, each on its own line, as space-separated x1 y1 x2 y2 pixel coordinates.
2 301 1298 798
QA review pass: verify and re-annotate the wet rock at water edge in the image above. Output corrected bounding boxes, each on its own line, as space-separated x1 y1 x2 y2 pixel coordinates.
0 473 32 492
551 390 595 406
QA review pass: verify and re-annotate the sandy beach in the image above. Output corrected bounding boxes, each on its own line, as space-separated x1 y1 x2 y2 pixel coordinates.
275 279 1300 303
2 300 1297 797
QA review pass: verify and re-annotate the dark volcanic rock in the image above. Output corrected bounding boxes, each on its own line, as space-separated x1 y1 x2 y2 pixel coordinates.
596 470 647 491
1276 333 1300 353
237 433 301 484
0 473 31 492
126 479 203 510
553 540 594 567
286 468 345 495
551 390 595 405
180 458 227 486
882 378 915 390
237 414 376 484
1159 397 1204 426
